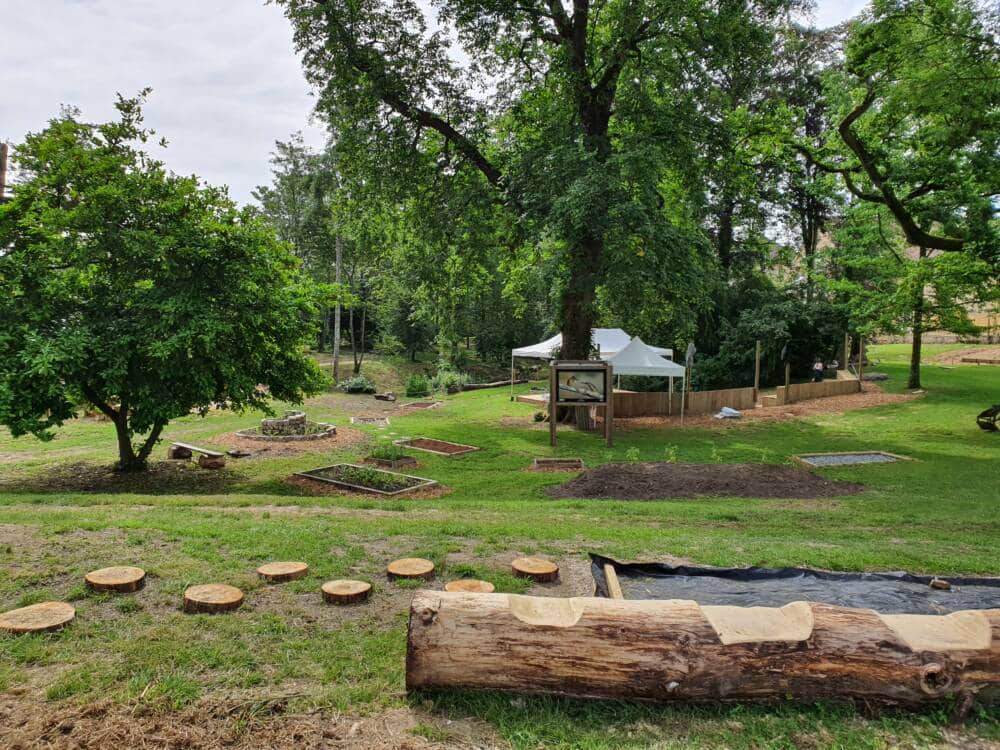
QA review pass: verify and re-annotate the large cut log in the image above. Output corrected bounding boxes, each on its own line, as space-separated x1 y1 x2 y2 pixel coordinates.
406 592 1000 707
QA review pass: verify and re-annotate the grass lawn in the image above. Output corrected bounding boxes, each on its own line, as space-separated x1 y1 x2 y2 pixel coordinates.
1 353 998 748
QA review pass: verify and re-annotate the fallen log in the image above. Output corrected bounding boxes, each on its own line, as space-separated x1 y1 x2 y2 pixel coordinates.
460 378 528 392
406 592 1000 707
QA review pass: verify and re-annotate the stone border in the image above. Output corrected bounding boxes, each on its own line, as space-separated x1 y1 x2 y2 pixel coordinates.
294 463 437 496
351 416 390 427
794 451 912 468
235 422 337 442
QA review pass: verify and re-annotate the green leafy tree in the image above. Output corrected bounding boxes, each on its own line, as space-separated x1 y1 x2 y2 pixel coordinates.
0 95 328 471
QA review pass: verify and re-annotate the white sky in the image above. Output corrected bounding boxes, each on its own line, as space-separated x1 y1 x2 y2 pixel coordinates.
1 0 868 204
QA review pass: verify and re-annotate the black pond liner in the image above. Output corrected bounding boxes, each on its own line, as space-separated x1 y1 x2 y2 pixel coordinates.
591 554 1000 614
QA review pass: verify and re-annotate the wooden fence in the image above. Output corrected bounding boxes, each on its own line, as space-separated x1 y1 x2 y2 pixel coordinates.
776 377 860 406
609 387 756 417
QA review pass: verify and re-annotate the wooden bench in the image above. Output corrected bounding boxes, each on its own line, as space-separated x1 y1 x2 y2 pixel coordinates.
168 442 226 469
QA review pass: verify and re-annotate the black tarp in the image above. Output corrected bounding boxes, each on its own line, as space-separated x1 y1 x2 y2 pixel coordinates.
591 554 1000 614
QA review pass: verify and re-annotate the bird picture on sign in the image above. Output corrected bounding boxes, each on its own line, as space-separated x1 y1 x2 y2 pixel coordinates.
556 368 606 403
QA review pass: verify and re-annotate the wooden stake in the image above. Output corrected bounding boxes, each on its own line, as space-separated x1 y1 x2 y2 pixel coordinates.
85 566 146 593
753 340 761 402
511 557 559 583
406 592 1000 706
445 579 495 593
321 579 372 604
0 602 75 634
603 564 624 600
256 561 309 583
387 558 435 581
183 584 244 614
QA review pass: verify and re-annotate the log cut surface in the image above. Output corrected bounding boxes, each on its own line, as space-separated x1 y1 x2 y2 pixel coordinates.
183 584 244 614
512 557 559 582
257 561 309 583
0 602 75 634
445 579 495 593
387 558 435 580
321 579 372 604
406 592 1000 706
85 566 146 593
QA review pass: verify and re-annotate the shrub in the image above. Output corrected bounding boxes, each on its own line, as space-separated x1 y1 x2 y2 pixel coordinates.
405 374 431 397
430 368 470 392
339 375 376 394
369 442 408 461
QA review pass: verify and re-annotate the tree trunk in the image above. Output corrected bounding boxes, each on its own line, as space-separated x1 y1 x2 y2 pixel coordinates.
332 232 343 382
908 248 928 390
559 234 603 430
406 592 1000 707
355 304 367 374
318 307 329 352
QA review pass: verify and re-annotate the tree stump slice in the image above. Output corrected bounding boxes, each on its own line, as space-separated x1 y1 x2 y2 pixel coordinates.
0 602 75 634
387 558 435 581
445 579 495 593
257 561 309 583
85 566 146 593
183 584 244 613
321 579 372 604
512 557 559 582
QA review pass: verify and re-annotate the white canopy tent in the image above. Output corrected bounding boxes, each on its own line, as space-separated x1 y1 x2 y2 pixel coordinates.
607 336 687 416
510 329 675 398
511 328 672 361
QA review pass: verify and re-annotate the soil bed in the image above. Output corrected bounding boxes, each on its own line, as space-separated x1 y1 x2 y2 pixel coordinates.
402 401 442 409
397 437 479 456
365 456 419 470
546 462 863 500
294 463 436 496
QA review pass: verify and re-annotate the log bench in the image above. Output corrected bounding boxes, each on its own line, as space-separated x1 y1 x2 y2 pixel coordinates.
168 442 226 469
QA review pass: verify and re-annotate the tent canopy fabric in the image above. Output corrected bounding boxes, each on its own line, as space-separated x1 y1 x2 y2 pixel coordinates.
512 328 672 360
606 337 686 378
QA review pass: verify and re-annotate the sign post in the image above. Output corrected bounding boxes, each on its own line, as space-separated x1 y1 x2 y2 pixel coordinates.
549 360 613 448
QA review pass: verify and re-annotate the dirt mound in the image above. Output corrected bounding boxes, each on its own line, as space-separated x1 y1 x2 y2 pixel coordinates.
545 462 863 500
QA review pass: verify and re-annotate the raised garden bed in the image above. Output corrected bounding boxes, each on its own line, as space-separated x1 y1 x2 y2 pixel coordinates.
531 457 584 471
351 417 390 427
795 451 909 467
402 401 442 410
294 463 436 496
396 437 479 456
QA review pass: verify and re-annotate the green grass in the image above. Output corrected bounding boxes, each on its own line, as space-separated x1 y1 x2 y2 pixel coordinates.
1 353 999 747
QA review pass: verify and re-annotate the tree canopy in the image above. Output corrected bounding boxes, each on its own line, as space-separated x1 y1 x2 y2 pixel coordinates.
0 95 328 470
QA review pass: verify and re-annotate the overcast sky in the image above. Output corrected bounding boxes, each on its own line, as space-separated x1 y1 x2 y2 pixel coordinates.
1 0 868 204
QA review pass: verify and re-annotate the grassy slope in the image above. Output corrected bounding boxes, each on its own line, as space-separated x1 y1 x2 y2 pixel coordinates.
1 350 998 748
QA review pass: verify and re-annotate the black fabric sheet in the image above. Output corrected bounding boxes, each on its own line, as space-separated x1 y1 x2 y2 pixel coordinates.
591 554 1000 614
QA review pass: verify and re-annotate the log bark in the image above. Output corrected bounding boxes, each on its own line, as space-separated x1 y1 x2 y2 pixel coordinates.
406 592 1000 707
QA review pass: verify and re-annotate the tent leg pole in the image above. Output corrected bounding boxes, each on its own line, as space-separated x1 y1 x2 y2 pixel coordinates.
510 355 514 401
669 377 672 416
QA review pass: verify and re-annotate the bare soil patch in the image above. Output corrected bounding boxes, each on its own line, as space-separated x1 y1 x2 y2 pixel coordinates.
0 696 500 749
0 461 237 495
545 462 863 500
210 425 368 457
931 346 1000 365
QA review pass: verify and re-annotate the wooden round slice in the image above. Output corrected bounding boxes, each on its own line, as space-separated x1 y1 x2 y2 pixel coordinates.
512 557 559 583
0 602 75 634
257 561 309 583
85 566 146 593
445 579 495 593
386 558 435 581
183 584 244 614
321 579 372 604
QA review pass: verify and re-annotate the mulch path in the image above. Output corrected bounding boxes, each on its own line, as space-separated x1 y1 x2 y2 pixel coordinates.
605 383 919 431
931 346 1000 365
545 462 864 500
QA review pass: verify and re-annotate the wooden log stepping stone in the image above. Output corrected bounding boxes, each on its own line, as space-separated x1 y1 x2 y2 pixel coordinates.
512 557 559 583
387 558 435 581
321 579 372 604
256 561 309 583
85 566 146 593
183 584 244 614
445 579 495 593
0 602 75 634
